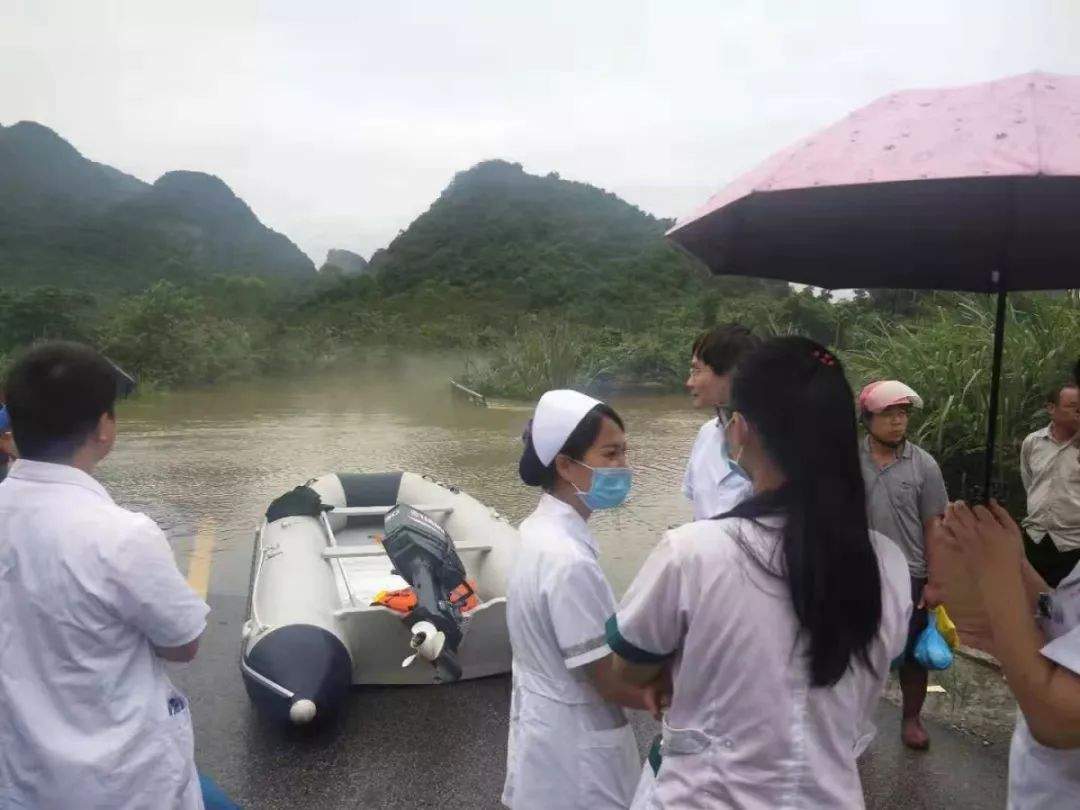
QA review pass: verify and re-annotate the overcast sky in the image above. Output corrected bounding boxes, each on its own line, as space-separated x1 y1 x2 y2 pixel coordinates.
4 0 1080 264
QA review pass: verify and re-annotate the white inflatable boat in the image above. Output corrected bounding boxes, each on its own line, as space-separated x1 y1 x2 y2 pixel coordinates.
240 472 519 724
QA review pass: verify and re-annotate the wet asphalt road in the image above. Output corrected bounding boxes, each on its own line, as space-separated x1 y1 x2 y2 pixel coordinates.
173 590 1009 809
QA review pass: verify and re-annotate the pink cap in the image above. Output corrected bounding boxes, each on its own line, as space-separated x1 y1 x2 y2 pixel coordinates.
858 380 924 414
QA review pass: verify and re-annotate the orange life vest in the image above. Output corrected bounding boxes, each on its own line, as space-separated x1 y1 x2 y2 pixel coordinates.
372 580 479 614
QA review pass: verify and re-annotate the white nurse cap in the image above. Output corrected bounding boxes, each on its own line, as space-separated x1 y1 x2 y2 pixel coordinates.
531 389 603 466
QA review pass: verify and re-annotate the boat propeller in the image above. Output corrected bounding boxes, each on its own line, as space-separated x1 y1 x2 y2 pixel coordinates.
401 620 446 669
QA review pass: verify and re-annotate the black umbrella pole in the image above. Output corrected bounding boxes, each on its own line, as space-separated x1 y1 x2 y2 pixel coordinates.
982 289 1008 500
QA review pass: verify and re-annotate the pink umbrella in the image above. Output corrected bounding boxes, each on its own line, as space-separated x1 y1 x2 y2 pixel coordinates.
668 71 1080 497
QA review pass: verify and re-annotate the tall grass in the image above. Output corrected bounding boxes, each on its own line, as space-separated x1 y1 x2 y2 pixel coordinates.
845 295 1080 500
461 322 599 399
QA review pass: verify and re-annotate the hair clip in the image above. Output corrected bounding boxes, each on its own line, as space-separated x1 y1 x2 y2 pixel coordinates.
811 349 837 367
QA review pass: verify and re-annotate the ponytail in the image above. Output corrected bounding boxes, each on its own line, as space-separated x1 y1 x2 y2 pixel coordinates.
721 337 881 687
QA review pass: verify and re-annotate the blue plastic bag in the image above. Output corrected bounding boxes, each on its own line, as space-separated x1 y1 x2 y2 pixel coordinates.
913 614 954 671
200 773 241 810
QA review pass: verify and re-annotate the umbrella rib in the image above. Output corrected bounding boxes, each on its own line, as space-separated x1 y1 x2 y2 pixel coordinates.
1028 77 1046 175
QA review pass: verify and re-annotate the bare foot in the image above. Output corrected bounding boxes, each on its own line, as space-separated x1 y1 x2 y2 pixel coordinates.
901 717 930 750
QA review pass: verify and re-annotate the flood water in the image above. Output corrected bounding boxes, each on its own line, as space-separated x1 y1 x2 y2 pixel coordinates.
100 352 698 598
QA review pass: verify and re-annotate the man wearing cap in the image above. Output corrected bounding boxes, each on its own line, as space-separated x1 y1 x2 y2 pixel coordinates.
0 405 14 483
1020 381 1080 588
0 342 209 809
858 380 949 750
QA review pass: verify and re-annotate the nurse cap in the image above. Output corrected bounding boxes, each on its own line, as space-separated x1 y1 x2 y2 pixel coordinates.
530 389 603 466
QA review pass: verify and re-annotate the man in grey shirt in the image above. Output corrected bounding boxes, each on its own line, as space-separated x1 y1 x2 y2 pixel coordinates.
858 380 949 751
1020 381 1080 587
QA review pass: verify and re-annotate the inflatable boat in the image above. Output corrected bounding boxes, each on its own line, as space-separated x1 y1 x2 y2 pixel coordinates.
240 472 519 724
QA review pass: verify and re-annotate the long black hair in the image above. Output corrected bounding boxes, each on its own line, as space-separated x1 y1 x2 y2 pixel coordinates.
519 403 624 490
720 336 881 687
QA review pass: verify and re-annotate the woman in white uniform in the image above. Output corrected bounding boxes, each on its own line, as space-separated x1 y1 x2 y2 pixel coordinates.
937 358 1080 808
943 499 1080 807
607 337 913 809
502 389 662 810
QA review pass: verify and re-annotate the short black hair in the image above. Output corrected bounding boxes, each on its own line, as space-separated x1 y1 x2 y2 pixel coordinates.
691 323 760 376
4 341 119 462
1047 382 1079 406
519 403 624 490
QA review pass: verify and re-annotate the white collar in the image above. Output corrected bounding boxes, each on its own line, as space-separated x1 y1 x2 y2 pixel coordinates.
6 459 113 503
1036 424 1077 446
535 492 599 558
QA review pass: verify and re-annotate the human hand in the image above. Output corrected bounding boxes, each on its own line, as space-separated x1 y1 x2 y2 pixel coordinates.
941 500 1024 588
641 663 673 721
919 581 946 610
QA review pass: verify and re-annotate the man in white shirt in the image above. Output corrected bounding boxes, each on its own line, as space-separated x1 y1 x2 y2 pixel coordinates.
1021 382 1080 588
0 342 210 810
682 324 759 520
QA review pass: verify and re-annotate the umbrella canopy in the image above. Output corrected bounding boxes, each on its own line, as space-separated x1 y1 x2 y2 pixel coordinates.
668 72 1080 293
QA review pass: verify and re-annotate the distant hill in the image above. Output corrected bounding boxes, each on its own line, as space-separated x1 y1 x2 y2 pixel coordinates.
365 160 782 315
0 121 315 289
320 248 369 276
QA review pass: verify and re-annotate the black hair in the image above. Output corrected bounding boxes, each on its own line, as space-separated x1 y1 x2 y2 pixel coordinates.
519 403 624 490
719 336 882 688
690 323 761 376
3 341 119 462
1046 381 1079 406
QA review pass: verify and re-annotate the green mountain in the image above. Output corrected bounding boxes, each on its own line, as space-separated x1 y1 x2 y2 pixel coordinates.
374 160 687 293
353 160 782 327
0 121 315 289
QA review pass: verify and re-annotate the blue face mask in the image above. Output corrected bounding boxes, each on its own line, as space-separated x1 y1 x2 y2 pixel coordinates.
571 460 632 510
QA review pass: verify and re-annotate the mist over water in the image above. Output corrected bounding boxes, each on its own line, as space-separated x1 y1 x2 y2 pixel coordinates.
98 353 698 596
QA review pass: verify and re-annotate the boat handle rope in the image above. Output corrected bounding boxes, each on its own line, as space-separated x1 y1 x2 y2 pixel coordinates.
248 524 267 635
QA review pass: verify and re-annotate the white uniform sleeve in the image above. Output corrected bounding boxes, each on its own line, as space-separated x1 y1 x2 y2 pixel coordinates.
607 532 684 664
682 422 705 503
1041 625 1080 675
682 455 695 502
108 517 210 648
547 557 619 669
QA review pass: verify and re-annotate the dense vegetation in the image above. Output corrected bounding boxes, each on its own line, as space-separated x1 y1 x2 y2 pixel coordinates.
1 157 1077 506
0 121 314 289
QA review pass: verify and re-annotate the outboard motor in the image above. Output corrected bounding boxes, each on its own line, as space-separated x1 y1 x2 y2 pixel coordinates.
383 504 469 683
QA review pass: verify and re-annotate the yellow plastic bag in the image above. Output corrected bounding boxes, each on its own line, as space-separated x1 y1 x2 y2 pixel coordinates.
934 605 960 650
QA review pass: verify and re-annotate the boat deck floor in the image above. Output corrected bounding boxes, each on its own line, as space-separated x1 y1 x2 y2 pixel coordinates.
331 525 405 608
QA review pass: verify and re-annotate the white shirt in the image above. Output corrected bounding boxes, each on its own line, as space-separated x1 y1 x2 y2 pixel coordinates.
611 517 911 809
0 460 210 810
1008 561 1080 809
1020 426 1080 552
682 418 754 521
502 493 639 809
